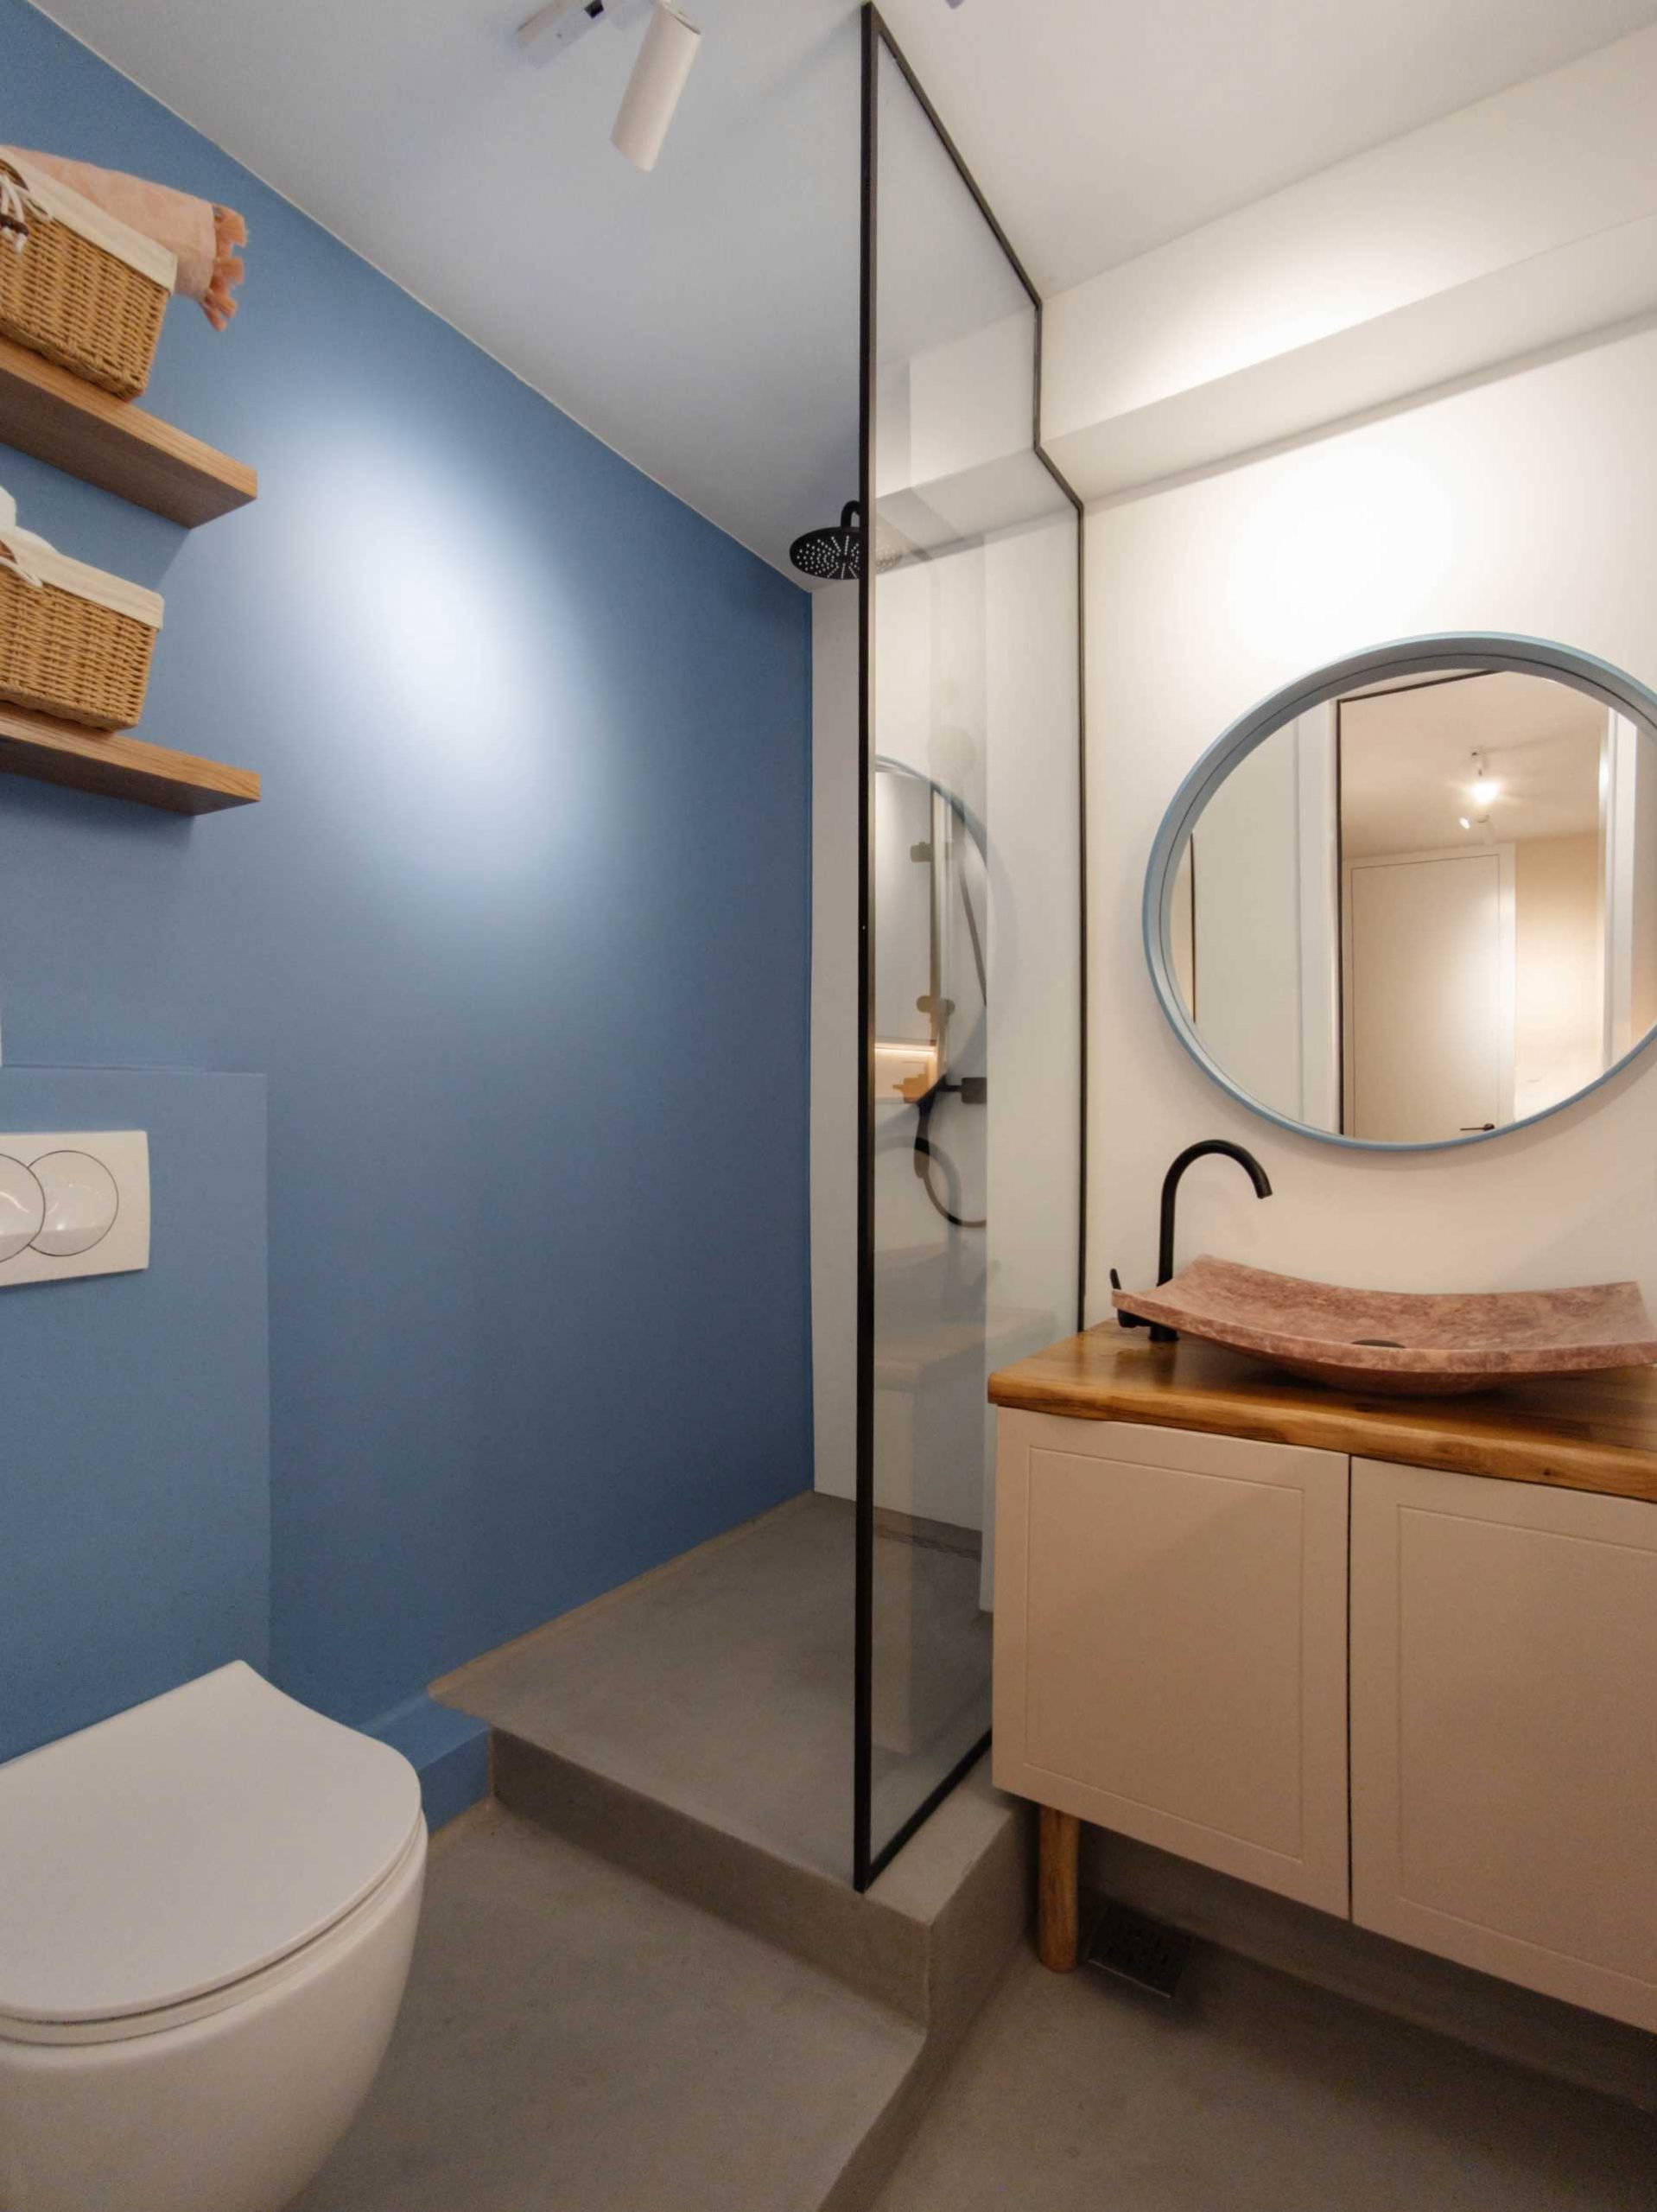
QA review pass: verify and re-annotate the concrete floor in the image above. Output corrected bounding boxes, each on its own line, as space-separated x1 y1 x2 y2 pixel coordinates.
872 1944 1657 2212
440 1494 989 1883
292 1805 922 2212
363 1493 1657 2212
296 1803 1657 2212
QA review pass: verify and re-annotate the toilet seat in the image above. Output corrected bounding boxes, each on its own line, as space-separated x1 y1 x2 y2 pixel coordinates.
0 1819 426 2048
0 1663 423 2048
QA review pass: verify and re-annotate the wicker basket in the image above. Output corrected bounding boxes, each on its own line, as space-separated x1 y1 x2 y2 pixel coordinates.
0 155 175 398
0 522 162 730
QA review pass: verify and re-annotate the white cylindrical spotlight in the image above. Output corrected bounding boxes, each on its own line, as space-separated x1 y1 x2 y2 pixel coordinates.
612 2 702 171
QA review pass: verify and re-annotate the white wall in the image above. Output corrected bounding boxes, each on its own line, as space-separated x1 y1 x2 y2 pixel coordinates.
1631 737 1657 1045
1514 833 1603 1119
1189 735 1305 1122
1171 711 1340 1130
1088 321 1657 1317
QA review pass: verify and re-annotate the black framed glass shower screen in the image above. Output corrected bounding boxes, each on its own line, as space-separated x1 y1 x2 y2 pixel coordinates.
854 9 1085 1890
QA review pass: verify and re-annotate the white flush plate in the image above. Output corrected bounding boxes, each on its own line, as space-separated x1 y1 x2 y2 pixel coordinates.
0 1133 149 1289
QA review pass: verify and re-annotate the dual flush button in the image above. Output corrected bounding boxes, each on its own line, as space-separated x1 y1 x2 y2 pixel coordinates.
0 1152 120 1262
0 1135 149 1287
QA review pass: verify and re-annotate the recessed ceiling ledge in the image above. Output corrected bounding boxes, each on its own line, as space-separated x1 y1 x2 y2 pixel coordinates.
1040 24 1657 503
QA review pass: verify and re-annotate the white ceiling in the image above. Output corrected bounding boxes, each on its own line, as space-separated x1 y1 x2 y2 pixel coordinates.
880 0 1657 295
33 0 1657 578
1340 672 1607 856
37 0 865 577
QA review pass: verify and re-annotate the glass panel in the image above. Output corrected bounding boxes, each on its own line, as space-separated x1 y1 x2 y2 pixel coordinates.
859 31 1082 1878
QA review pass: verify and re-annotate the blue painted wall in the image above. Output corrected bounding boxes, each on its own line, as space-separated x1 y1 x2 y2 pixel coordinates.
0 2 813 1743
0 1068 270 1764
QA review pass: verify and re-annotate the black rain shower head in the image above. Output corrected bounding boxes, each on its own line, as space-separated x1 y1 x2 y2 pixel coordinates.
790 500 861 582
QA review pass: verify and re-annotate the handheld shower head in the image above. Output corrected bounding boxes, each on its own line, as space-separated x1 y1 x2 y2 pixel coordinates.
789 501 861 582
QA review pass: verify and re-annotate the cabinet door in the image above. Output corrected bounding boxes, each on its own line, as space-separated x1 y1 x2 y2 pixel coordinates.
993 1410 1349 1915
1350 1458 1657 2031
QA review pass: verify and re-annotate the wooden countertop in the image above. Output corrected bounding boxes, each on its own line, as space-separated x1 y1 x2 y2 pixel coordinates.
987 1329 1657 1505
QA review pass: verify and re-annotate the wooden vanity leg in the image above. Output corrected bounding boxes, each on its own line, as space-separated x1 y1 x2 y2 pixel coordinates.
1038 1807 1081 1972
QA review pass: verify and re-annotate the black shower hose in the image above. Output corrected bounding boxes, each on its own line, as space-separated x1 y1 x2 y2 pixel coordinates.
912 1081 985 1230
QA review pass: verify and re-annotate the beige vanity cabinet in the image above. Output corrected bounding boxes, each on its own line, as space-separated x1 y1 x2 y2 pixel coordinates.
993 1377 1657 2030
992 1408 1352 1917
1349 1457 1657 2034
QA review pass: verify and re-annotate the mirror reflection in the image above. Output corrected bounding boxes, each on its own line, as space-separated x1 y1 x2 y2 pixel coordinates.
873 755 988 1225
1168 665 1657 1142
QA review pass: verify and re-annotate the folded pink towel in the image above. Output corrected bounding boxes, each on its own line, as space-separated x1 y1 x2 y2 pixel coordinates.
10 149 246 329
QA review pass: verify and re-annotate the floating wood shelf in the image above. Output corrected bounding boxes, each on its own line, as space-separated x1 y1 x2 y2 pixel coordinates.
0 336 257 525
0 702 259 813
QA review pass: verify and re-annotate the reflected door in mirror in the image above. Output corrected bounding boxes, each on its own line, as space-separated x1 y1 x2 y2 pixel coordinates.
1345 848 1510 1141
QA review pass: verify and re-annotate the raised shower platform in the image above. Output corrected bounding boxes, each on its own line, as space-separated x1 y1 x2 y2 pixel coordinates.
435 1491 1009 2014
294 1494 1029 2211
439 1491 988 1879
447 1492 859 1878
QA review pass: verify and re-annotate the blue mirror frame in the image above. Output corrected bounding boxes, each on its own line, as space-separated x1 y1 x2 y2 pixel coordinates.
1143 632 1657 1152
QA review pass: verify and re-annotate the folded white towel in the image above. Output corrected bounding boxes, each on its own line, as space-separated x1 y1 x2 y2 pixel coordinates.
0 150 175 291
0 489 162 628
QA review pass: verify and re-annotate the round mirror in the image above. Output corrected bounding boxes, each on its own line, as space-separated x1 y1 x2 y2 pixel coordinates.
1145 635 1657 1149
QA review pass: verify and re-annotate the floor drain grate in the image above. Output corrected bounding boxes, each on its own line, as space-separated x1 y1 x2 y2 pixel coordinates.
1083 1901 1191 2000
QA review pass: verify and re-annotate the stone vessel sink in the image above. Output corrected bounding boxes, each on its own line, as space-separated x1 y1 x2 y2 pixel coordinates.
1111 1255 1657 1396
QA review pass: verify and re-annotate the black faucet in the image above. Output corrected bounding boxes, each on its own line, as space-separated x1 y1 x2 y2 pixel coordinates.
1113 1140 1273 1345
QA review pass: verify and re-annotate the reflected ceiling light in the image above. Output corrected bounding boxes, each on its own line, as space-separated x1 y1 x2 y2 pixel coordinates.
1470 749 1501 809
516 0 702 171
1458 816 1472 830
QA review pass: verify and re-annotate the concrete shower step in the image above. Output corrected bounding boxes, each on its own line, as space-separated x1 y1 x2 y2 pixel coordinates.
432 1493 1028 2027
434 1496 861 1885
405 1492 1036 2208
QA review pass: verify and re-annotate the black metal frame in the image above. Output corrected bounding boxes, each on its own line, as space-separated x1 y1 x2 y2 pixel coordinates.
854 3 1088 1893
853 0 879 1897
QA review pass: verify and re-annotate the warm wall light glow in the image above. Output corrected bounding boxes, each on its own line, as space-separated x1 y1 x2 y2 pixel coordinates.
1230 442 1456 663
873 1039 939 1103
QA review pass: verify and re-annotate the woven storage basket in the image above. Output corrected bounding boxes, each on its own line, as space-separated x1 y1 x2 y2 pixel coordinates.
0 155 175 398
0 518 162 730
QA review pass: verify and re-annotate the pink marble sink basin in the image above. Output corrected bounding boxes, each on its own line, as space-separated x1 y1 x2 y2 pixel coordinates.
1111 1255 1657 1396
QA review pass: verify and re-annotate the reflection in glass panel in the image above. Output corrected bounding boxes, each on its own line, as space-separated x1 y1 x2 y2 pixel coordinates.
860 31 1081 1879
1174 665 1657 1142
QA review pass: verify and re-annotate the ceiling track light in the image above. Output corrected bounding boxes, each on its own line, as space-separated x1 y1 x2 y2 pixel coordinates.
613 3 702 169
517 0 702 173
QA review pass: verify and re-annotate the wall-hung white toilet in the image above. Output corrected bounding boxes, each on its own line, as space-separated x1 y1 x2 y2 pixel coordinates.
0 1662 427 2212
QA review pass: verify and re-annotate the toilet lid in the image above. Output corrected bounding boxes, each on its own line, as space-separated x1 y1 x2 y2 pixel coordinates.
0 1662 423 2027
